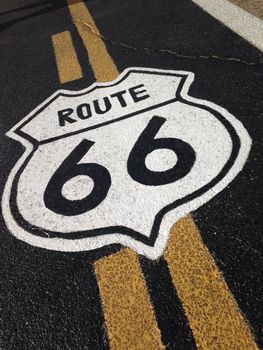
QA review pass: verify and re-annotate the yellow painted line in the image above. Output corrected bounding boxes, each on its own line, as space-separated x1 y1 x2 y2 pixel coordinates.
67 0 119 82
64 1 164 348
52 31 82 84
95 249 164 350
165 216 259 350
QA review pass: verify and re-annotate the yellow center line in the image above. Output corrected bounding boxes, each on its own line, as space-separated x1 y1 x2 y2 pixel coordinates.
95 249 164 350
53 1 259 349
67 0 119 82
52 31 83 84
165 216 258 350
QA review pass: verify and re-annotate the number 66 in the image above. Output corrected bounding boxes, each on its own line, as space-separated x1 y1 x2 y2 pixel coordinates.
44 116 196 216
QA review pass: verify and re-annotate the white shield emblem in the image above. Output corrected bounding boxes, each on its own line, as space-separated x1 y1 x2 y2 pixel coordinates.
2 68 251 259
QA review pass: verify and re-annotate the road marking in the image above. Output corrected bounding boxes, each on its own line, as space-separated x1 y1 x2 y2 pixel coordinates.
95 249 164 350
67 0 119 82
192 0 263 52
3 67 251 259
66 1 164 348
228 0 263 20
165 216 259 350
52 31 82 84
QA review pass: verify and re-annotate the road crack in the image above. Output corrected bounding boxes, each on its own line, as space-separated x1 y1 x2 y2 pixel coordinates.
39 0 263 67
73 17 263 67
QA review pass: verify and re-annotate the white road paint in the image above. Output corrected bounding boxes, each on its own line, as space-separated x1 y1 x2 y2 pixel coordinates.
2 68 251 259
145 149 178 172
192 0 263 52
62 175 94 201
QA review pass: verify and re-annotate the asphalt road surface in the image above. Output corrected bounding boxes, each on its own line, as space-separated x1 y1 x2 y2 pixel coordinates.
0 1 262 349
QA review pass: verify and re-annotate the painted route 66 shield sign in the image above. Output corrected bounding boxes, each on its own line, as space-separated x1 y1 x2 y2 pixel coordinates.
2 68 251 259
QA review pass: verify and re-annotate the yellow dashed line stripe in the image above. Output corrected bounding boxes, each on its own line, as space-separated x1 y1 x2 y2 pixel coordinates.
165 216 258 350
95 249 164 350
67 0 119 82
52 31 82 84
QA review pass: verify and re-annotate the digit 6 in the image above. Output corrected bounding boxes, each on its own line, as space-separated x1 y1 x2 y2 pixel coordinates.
44 139 111 216
127 116 196 186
